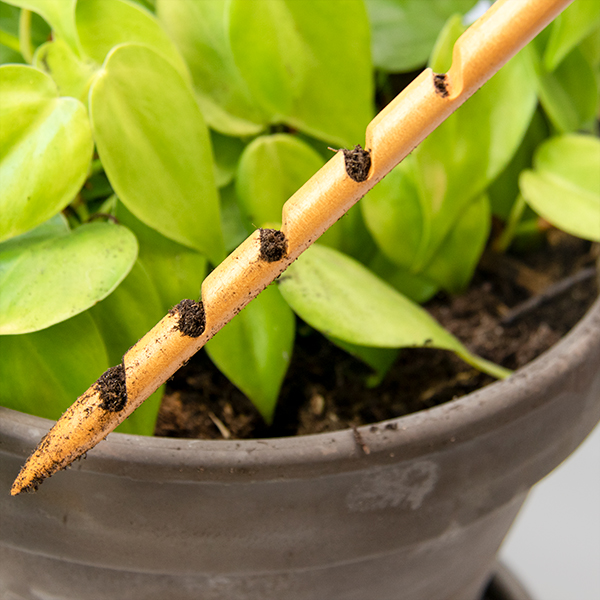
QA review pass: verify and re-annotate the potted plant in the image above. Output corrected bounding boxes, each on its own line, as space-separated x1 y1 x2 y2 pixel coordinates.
0 0 598 598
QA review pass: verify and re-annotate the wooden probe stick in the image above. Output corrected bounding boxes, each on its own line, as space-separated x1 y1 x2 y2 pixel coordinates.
11 0 573 495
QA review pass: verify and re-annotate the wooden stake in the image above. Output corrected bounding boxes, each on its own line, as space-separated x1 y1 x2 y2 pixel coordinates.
11 0 574 496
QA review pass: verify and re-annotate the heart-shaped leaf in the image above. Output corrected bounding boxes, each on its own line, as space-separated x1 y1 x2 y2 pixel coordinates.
89 44 224 263
278 244 510 380
520 134 600 242
76 0 188 76
0 221 138 334
206 284 295 423
0 64 94 241
236 134 324 227
156 0 268 136
229 0 373 147
235 133 348 250
0 312 109 420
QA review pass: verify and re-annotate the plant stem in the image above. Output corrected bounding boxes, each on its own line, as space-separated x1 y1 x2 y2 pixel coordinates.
11 0 576 496
494 194 526 253
18 9 33 64
458 351 512 381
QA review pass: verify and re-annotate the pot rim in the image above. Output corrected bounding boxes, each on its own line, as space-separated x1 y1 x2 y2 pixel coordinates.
2 296 599 480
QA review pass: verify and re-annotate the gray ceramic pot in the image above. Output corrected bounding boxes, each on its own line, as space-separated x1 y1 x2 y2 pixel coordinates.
1 297 599 600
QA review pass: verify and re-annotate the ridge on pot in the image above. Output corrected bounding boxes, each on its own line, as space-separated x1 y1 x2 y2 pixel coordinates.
1 297 599 600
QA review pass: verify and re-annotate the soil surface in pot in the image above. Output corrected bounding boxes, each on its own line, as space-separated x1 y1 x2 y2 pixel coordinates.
155 231 598 440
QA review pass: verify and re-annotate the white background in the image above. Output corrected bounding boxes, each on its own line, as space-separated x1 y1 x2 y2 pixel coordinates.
500 423 600 600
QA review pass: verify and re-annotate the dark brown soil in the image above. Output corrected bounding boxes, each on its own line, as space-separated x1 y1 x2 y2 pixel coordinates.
259 228 287 262
433 73 449 97
96 364 127 412
155 231 598 440
343 145 372 182
169 299 206 338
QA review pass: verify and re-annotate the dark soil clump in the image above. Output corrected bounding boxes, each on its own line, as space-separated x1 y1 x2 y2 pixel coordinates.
433 73 449 97
170 299 206 338
155 232 598 440
96 364 127 412
259 228 287 262
343 145 372 182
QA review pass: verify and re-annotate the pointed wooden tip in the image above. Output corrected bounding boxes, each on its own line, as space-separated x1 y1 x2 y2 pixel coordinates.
10 386 124 495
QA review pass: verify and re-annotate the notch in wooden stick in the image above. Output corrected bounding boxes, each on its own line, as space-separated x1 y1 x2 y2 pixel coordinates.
11 0 574 496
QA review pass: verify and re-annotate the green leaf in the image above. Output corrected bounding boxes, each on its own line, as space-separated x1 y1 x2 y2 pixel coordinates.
229 0 374 147
205 284 295 423
328 202 378 264
368 251 439 303
0 1 23 63
0 311 109 420
488 108 549 220
0 1 21 37
236 133 324 227
364 17 536 289
366 0 477 72
579 24 600 70
362 157 490 294
89 44 224 263
211 130 246 188
0 2 50 63
535 44 599 133
129 0 155 11
33 38 97 101
219 183 254 253
89 259 164 435
0 221 138 334
520 134 600 242
115 202 208 312
544 0 600 71
4 0 79 54
362 159 424 268
89 261 163 365
0 39 23 65
278 244 510 380
0 64 94 241
412 25 537 270
156 0 268 136
328 335 399 384
76 0 187 76
421 194 490 294
11 211 69 243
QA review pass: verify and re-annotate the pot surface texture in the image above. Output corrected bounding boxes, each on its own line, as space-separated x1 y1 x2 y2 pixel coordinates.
1 298 599 600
